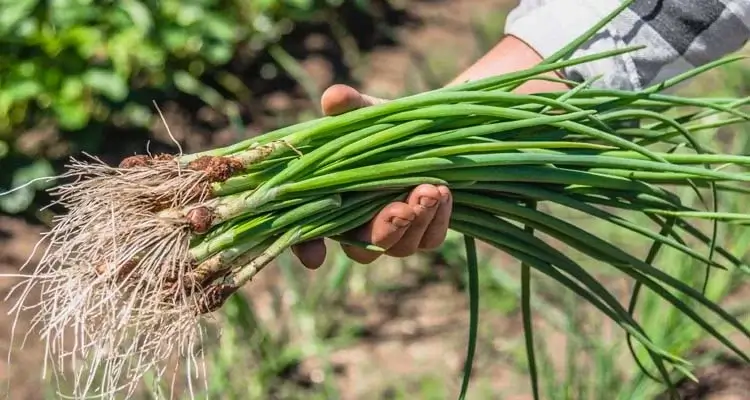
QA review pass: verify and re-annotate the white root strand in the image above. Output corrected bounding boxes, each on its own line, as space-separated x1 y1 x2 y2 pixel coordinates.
5 154 221 399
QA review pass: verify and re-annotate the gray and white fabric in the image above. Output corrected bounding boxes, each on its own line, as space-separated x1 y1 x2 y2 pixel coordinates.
505 0 750 90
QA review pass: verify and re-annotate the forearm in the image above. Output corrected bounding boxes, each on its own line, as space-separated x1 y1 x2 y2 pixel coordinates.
453 0 750 92
447 34 570 94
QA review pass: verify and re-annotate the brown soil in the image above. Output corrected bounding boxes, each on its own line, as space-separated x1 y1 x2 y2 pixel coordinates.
0 216 46 400
2 0 750 399
663 356 750 400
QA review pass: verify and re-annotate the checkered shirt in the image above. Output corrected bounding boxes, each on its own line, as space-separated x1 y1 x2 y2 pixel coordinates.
505 0 750 90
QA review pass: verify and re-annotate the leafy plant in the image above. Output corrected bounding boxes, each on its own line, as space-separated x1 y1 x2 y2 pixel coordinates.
0 0 380 213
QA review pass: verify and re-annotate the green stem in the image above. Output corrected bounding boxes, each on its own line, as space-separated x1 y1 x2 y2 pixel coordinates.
189 195 342 262
275 153 749 199
458 235 479 400
522 200 540 400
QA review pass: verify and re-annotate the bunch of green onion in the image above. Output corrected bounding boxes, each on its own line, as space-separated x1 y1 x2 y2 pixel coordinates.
11 2 750 399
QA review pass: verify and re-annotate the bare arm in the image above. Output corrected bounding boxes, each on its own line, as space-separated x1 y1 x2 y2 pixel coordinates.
446 34 569 93
505 0 750 91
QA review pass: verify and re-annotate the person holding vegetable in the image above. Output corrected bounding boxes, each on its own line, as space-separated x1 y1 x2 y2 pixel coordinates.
292 0 750 269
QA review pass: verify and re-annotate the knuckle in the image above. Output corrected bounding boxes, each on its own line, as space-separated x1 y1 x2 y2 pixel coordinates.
420 229 448 250
413 184 440 198
386 247 414 258
413 205 438 224
384 201 411 215
419 238 443 250
419 239 441 250
386 241 419 258
353 254 379 265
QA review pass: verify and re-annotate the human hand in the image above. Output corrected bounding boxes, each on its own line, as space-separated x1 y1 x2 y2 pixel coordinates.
291 84 453 269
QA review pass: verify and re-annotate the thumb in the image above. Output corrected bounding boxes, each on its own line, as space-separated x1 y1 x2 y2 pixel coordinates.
321 84 387 116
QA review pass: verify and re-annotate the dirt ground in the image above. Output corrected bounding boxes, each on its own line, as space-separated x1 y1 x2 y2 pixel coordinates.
2 0 750 399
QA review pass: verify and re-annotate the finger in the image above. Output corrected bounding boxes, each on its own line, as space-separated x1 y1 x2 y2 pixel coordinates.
342 202 415 264
419 185 452 250
291 239 327 270
386 185 442 257
320 84 385 116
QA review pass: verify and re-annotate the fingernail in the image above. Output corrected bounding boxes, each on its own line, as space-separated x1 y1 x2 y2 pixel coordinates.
419 196 438 208
390 217 412 228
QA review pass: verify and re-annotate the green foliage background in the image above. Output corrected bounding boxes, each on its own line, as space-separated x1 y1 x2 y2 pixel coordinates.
0 0 374 213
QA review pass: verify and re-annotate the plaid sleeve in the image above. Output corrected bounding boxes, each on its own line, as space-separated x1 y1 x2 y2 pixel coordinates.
504 0 750 90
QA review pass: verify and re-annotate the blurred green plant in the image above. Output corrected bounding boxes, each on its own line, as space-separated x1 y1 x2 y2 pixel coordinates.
0 0 380 213
506 181 750 400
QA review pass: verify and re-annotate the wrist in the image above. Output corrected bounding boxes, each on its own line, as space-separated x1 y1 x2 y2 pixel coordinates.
447 34 569 94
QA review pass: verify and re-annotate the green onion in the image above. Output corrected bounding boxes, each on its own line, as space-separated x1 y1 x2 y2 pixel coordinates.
13 1 750 399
